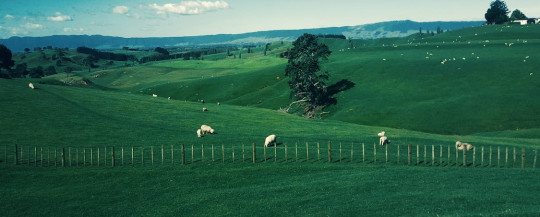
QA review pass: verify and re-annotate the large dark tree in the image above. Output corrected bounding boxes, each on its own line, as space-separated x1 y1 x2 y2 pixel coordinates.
284 33 332 119
485 0 510 24
0 45 15 77
509 9 527 21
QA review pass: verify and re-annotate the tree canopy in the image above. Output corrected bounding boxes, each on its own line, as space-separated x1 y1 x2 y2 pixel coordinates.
485 0 510 24
509 9 527 21
284 33 332 119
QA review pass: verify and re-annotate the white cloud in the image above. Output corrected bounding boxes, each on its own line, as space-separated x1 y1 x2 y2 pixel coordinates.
47 12 72 22
64 27 84 33
113 6 130 14
148 1 229 15
4 14 14 19
23 23 43 29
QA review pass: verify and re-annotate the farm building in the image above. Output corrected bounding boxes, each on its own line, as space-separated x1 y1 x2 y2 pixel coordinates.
513 20 528 25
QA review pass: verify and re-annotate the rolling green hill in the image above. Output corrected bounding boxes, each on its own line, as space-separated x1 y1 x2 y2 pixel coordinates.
84 24 540 136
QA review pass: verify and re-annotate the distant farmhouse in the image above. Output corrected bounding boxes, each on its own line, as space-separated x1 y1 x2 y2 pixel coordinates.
513 18 540 25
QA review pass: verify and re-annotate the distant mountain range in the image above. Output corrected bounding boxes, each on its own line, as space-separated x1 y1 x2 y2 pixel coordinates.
1 20 484 52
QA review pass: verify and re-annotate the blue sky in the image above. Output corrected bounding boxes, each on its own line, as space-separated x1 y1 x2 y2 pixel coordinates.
1 0 539 39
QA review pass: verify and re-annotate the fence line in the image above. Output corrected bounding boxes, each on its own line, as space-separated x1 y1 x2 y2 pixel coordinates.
1 143 538 170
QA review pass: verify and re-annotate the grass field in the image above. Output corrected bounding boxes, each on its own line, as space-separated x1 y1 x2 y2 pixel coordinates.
2 24 540 216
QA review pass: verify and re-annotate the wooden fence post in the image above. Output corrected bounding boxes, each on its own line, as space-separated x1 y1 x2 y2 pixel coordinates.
463 147 467 167
497 147 500 168
69 147 72 167
97 147 100 167
222 144 225 163
181 144 186 166
362 143 365 162
191 145 194 164
243 144 245 163
4 144 7 165
385 144 388 164
28 146 31 166
131 146 134 167
328 141 332 163
83 148 86 167
41 147 43 167
432 145 435 166
317 143 320 161
489 146 492 167
201 144 204 163
408 144 411 165
306 142 309 162
521 147 525 169
339 143 342 162
505 147 508 167
104 147 107 167
161 145 164 166
252 143 256 163
90 148 92 167
473 147 476 167
121 147 124 166
447 146 450 166
533 149 537 169
440 145 443 166
373 143 376 163
233 145 236 163
151 146 154 166
61 147 65 167
75 148 78 167
424 145 427 166
212 144 215 163
285 143 288 162
481 146 484 167
351 143 354 162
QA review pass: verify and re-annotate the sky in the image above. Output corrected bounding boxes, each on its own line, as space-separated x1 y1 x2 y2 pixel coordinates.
1 0 539 39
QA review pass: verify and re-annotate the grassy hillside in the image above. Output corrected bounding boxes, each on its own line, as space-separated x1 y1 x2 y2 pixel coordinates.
83 24 540 136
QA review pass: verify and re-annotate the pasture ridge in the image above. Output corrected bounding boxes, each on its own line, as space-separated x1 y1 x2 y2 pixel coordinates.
3 143 537 169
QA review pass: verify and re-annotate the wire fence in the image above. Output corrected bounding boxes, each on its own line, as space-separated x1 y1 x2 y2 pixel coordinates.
1 143 538 169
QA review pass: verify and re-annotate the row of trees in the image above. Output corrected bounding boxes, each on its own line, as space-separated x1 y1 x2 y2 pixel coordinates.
485 0 530 25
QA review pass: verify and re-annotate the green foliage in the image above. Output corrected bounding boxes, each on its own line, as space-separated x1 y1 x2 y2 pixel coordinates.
485 0 510 24
285 33 332 118
509 9 527 21
154 47 169 56
0 44 15 72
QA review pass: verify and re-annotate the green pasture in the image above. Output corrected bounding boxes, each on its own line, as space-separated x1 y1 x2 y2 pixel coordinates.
2 24 540 216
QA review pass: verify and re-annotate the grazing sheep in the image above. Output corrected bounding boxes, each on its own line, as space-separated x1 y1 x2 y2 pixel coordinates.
152 94 157 97
203 107 208 112
455 141 474 151
197 129 203 137
28 83 35 89
379 136 390 146
168 97 171 100
201 100 205 104
377 131 385 137
217 102 221 106
201 125 215 134
264 135 276 147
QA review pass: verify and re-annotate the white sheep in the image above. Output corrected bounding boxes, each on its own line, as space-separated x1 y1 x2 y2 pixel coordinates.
455 141 474 151
379 136 390 146
28 83 35 89
168 97 171 100
203 107 208 112
197 129 203 137
152 94 157 97
264 134 276 147
377 131 385 137
201 125 215 134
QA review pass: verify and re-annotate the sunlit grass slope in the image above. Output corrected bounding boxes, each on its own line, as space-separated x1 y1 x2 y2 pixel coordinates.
85 25 540 136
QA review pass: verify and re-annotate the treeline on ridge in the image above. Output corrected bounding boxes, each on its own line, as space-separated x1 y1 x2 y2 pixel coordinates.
76 46 135 61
